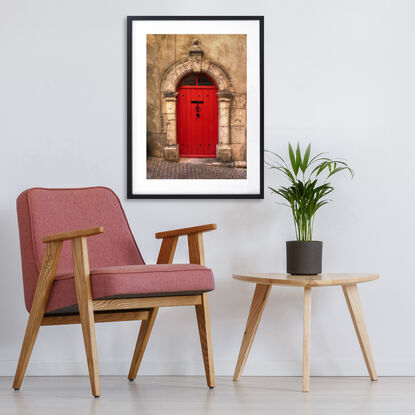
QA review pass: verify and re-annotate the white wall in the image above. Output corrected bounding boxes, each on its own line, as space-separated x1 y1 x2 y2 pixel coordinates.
1 0 414 377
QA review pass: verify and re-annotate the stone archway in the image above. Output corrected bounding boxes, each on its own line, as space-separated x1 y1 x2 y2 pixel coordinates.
160 40 234 162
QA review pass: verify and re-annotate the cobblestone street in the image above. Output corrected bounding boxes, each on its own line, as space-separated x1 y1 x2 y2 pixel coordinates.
147 157 247 179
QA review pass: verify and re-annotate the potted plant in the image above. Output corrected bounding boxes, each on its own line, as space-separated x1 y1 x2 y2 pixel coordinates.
267 143 353 275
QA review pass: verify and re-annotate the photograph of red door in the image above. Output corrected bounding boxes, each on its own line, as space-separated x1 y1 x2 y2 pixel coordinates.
176 73 218 158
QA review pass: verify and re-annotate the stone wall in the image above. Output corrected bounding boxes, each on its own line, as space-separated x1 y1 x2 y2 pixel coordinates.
146 34 247 162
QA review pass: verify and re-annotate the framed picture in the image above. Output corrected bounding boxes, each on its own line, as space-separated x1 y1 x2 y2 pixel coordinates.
127 16 264 199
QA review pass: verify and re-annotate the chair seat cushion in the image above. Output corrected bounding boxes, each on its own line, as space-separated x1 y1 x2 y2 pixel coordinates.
46 264 215 313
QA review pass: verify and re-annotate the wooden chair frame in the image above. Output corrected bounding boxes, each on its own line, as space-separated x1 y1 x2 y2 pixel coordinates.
13 224 217 397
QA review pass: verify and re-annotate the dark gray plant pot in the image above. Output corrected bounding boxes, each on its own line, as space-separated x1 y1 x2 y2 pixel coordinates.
286 241 322 275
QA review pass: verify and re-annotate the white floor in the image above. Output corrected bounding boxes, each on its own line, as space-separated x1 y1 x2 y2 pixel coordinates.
0 376 413 415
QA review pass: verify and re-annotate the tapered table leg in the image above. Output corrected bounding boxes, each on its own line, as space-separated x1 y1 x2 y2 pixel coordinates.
233 283 271 381
302 287 312 392
342 284 377 380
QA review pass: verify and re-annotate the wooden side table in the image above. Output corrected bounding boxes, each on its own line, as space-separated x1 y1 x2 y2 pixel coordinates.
232 273 379 391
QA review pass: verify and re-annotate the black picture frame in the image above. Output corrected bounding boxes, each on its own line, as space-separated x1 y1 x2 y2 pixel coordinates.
127 16 264 199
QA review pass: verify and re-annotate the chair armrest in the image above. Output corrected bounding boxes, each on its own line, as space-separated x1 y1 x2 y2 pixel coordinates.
42 227 104 243
156 224 216 265
155 224 216 240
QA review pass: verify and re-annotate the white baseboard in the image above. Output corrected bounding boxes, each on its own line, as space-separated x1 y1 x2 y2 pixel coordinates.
1 359 415 377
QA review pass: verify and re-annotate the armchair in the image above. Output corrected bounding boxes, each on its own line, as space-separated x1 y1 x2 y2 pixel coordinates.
13 187 216 397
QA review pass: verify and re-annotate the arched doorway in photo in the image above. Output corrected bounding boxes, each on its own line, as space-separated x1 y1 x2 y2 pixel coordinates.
176 73 218 158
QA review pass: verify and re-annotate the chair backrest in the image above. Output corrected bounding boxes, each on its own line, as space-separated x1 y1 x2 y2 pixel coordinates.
16 187 144 312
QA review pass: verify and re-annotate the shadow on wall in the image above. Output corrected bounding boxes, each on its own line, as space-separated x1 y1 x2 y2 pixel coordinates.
0 211 27 348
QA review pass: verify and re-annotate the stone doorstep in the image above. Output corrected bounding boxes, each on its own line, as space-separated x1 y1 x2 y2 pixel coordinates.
179 158 247 169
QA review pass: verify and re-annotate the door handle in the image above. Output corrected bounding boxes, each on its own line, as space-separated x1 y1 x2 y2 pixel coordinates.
191 100 203 117
195 103 202 117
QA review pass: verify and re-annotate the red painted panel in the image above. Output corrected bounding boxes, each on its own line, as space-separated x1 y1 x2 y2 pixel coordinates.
177 74 218 158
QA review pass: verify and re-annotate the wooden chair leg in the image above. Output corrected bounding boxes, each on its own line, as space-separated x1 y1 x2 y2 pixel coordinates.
13 241 63 390
195 293 215 388
302 287 312 392
342 284 378 381
72 237 100 397
128 307 159 381
125 235 174 381
126 233 175 380
233 283 271 381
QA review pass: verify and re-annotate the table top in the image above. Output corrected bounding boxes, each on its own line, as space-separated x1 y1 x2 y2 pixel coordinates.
232 273 379 287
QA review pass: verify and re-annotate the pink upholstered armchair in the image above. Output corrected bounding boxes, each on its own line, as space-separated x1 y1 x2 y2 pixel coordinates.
13 187 216 397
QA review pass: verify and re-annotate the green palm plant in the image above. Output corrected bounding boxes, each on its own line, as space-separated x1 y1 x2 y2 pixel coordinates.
267 143 353 241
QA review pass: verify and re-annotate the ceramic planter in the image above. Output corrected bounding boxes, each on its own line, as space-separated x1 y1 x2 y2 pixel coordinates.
286 241 322 275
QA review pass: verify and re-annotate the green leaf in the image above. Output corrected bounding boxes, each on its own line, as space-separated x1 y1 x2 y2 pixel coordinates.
295 143 302 174
308 152 328 165
301 143 311 173
266 151 289 166
311 161 329 177
288 143 299 176
327 166 346 178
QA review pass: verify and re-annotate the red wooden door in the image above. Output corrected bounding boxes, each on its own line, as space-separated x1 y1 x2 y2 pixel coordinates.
177 73 218 158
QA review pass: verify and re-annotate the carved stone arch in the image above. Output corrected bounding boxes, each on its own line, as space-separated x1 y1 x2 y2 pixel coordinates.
161 58 233 94
160 40 233 162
